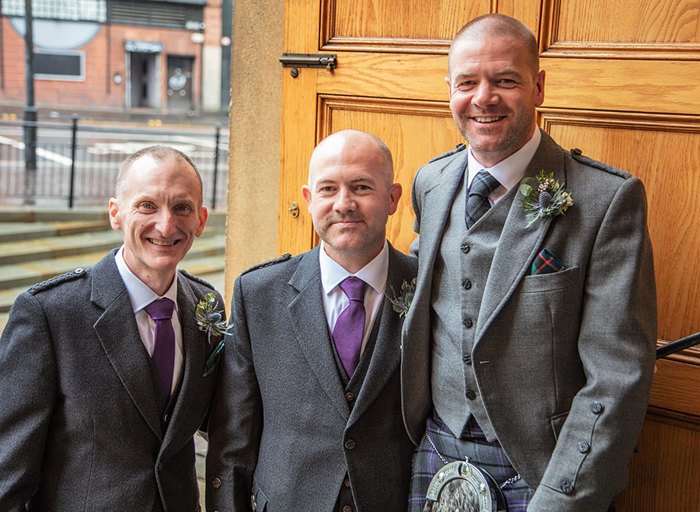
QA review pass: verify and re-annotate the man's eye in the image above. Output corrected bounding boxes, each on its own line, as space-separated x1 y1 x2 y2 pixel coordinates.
174 204 193 214
139 202 155 210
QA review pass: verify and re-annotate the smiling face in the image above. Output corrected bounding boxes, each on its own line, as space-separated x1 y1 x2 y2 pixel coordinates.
447 32 545 167
302 131 402 273
109 153 207 294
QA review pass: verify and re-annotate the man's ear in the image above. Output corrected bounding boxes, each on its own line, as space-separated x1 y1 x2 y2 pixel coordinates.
301 185 312 210
388 183 403 215
108 198 121 231
195 205 208 237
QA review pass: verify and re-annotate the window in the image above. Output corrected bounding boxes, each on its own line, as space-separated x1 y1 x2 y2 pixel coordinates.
1 0 107 22
34 50 85 81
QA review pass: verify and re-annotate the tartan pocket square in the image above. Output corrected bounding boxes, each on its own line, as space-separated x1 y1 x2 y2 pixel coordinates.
531 248 565 275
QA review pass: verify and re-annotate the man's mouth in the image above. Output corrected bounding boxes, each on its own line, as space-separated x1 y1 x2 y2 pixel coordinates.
472 116 505 123
148 238 178 246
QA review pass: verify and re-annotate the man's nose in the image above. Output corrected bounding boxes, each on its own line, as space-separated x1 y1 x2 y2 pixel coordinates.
334 188 356 213
155 209 177 236
473 81 498 107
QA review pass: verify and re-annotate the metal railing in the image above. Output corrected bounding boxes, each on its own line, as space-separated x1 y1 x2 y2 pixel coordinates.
656 331 700 359
0 115 229 209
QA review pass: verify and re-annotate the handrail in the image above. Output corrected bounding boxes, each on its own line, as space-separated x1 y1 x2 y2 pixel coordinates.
656 331 700 359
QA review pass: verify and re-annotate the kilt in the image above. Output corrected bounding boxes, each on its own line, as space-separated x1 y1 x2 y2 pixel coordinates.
408 412 534 512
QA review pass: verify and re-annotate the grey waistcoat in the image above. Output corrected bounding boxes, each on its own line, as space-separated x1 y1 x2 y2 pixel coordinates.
431 179 514 440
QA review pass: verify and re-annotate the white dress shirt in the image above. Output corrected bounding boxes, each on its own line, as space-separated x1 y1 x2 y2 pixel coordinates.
319 240 389 356
467 127 541 204
114 246 184 395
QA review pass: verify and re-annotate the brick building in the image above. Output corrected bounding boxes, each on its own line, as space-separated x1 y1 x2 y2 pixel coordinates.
0 0 231 118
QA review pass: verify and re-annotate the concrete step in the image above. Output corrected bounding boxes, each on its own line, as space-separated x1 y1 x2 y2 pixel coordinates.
0 234 227 291
0 207 109 223
0 225 223 265
0 230 124 265
0 220 112 243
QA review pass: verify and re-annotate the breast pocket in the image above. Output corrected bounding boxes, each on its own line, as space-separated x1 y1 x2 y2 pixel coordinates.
520 266 579 294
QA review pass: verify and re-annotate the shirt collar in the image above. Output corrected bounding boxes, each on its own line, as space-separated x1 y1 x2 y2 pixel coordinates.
319 240 389 296
114 246 179 313
467 128 541 191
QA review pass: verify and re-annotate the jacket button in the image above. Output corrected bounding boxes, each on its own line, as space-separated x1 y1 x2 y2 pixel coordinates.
345 392 354 402
251 494 257 511
462 318 473 328
462 354 472 365
462 279 472 290
572 148 583 156
342 506 353 512
344 439 356 450
163 413 169 423
460 242 470 254
590 402 604 414
577 441 590 454
465 389 476 400
157 462 163 472
560 480 574 494
212 476 222 488
344 477 351 488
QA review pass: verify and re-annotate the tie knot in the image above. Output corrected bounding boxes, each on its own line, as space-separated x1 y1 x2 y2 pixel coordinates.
469 171 501 199
339 276 366 302
144 297 175 321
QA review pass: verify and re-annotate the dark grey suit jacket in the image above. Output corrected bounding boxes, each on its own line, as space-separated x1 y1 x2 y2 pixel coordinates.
206 244 416 512
402 131 657 511
0 250 222 512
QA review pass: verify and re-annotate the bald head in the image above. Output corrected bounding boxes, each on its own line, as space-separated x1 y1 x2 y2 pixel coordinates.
308 130 394 189
116 145 203 207
449 14 539 78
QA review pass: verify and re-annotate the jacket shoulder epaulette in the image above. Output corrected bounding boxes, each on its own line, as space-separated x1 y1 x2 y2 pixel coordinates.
27 267 88 295
241 253 292 276
428 143 466 163
570 147 630 179
178 268 216 290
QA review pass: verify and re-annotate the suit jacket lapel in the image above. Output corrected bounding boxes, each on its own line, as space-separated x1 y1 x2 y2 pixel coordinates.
476 131 567 341
91 252 163 440
408 154 467 334
349 246 406 425
288 247 350 422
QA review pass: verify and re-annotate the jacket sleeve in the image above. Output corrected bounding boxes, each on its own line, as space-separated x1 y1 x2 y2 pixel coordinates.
529 177 657 511
205 276 263 512
0 292 57 511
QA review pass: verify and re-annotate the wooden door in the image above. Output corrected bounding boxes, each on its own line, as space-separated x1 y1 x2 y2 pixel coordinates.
277 1 700 510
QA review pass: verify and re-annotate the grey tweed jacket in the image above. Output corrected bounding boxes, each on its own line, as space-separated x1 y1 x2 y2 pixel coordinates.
401 130 657 511
0 250 222 512
206 244 416 512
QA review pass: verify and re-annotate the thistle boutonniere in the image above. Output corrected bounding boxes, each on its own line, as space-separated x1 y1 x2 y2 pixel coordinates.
518 170 573 227
387 277 417 318
195 293 231 376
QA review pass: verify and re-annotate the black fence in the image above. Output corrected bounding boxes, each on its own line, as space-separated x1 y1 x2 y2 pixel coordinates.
0 116 228 209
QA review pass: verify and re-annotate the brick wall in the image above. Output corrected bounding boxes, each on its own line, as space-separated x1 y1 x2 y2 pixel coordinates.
0 17 204 113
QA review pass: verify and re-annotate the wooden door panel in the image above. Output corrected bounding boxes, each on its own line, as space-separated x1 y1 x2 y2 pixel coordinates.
317 96 462 252
542 111 700 342
279 1 700 509
616 410 700 511
552 0 699 45
541 58 700 114
323 0 488 48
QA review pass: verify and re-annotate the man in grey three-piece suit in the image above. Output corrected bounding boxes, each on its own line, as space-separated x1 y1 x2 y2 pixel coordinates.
0 146 224 511
206 130 416 512
403 15 656 512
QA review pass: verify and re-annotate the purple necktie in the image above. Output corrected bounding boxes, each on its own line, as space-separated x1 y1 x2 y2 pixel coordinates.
333 277 367 377
144 298 175 395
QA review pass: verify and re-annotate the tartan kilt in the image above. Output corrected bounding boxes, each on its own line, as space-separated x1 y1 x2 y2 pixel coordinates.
408 412 534 512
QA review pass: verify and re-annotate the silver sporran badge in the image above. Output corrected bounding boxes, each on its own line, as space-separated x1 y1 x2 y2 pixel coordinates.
423 460 505 512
